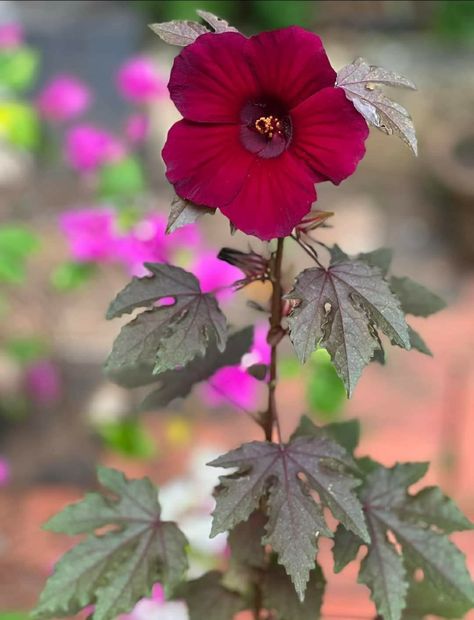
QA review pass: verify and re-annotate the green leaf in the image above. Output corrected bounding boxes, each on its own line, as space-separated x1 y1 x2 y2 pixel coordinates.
97 156 145 201
403 577 472 619
51 261 97 291
149 20 209 46
407 326 432 356
33 467 188 620
5 336 46 364
357 247 393 276
106 263 227 375
0 101 40 150
355 462 474 620
307 348 346 418
107 327 252 411
390 276 446 317
262 562 325 620
336 57 418 155
291 415 360 456
0 226 39 283
332 523 363 572
166 195 215 234
286 255 410 396
97 418 155 459
178 571 246 620
208 431 368 600
0 47 39 92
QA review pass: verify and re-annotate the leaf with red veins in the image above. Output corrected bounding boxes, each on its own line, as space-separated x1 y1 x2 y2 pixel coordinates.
106 263 227 375
336 57 417 155
208 430 368 600
285 256 410 396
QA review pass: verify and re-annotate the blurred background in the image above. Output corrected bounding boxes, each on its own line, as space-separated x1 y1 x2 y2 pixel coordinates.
0 0 473 617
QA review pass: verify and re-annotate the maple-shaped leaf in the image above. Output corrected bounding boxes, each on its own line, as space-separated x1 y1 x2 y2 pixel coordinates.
333 462 474 620
178 571 246 620
33 467 188 620
336 57 417 155
292 415 361 455
106 263 227 375
262 562 325 620
286 256 410 396
208 431 368 600
196 10 238 33
107 327 252 411
166 195 215 234
149 20 209 46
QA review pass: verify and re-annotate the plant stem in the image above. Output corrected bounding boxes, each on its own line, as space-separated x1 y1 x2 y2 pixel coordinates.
263 237 285 443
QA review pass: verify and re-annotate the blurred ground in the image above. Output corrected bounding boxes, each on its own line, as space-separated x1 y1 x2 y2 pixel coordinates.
0 0 474 617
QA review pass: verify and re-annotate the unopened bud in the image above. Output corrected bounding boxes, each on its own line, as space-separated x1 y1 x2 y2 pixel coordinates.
218 247 270 282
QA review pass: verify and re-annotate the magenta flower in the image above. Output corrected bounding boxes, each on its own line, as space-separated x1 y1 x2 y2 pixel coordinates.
37 75 92 122
25 360 61 406
65 124 125 172
191 251 242 301
115 214 200 277
124 113 149 145
60 208 116 262
200 324 270 410
0 23 23 49
0 457 10 486
116 56 167 103
162 27 368 240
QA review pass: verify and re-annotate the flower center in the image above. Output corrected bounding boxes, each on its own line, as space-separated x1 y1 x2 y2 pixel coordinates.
254 115 283 140
240 100 292 159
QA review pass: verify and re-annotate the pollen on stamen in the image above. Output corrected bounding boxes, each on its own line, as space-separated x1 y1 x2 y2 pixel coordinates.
255 115 282 139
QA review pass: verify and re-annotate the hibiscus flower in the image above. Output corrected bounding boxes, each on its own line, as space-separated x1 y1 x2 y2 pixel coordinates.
162 26 368 240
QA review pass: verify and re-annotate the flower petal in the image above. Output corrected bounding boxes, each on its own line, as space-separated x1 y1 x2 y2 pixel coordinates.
168 32 258 123
245 26 336 110
291 87 369 184
220 152 317 240
162 120 254 206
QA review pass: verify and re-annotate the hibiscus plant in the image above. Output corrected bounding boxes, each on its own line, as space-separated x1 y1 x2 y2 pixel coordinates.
33 12 473 620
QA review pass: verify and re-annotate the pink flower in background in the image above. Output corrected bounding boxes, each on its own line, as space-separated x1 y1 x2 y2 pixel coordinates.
60 208 116 262
192 251 242 300
65 124 125 172
25 360 61 406
0 457 10 486
0 23 23 49
37 75 92 122
200 324 270 410
116 214 200 277
125 113 149 145
117 56 167 103
119 583 187 620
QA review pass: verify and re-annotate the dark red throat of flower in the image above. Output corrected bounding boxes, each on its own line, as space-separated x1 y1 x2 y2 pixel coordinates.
240 101 292 159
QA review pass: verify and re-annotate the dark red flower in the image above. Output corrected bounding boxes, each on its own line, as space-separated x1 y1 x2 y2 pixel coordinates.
162 27 368 240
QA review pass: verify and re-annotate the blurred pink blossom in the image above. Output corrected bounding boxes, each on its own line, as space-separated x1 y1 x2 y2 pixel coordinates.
37 75 92 122
200 324 270 410
0 23 23 49
0 457 10 486
117 56 167 103
60 208 116 262
119 583 187 620
65 124 125 172
125 113 149 145
191 251 242 300
116 214 200 277
25 360 61 406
